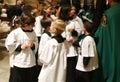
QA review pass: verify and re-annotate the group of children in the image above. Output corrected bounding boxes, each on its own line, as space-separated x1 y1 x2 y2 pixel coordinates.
5 1 99 82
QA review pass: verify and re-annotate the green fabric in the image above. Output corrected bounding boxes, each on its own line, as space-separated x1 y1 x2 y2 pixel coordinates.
94 3 120 82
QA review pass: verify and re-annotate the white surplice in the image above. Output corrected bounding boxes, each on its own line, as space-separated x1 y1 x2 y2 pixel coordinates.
5 28 38 68
38 38 69 82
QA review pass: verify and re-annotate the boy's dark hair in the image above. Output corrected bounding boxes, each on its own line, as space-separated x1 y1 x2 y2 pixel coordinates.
41 17 52 29
84 21 94 34
20 14 35 27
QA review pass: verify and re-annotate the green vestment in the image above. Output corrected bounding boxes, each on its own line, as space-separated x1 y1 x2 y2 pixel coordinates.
94 3 120 82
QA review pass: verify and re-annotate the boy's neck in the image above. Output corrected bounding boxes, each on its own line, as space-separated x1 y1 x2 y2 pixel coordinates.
85 32 90 35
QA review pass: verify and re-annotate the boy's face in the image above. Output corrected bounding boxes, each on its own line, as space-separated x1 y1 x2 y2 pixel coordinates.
69 6 76 17
83 27 86 33
45 7 53 15
24 23 34 30
50 26 55 33
50 26 57 34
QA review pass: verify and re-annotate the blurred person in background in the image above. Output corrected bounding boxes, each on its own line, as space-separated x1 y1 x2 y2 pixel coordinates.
59 4 84 82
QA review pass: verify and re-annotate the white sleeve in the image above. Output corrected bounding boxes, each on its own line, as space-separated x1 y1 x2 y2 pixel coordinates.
38 33 51 56
5 31 20 54
82 36 95 57
39 42 54 65
74 18 84 36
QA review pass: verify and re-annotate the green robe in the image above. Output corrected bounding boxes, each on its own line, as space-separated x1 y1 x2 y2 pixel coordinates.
94 3 120 82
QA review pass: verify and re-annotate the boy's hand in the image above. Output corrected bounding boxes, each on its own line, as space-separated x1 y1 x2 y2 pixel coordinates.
27 40 33 48
21 40 33 49
21 44 28 50
68 28 73 33
67 37 76 43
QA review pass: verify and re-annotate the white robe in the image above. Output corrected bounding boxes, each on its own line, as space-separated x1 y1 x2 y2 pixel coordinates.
5 28 38 68
76 36 98 72
38 38 69 82
38 32 51 65
62 16 84 57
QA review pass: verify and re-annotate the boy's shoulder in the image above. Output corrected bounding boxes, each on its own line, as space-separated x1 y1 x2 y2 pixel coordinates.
78 34 95 44
44 32 51 37
41 32 51 38
84 35 94 41
10 27 21 33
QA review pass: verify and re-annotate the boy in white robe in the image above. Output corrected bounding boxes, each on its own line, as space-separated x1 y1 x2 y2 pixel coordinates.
5 14 38 82
75 21 98 82
38 19 69 82
38 17 52 65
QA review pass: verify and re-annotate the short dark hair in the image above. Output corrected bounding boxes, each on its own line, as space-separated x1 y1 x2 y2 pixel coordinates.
20 14 35 27
84 21 94 34
41 17 52 29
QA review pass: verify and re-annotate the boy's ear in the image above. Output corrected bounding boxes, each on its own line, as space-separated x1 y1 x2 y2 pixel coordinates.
53 27 57 32
53 28 58 34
